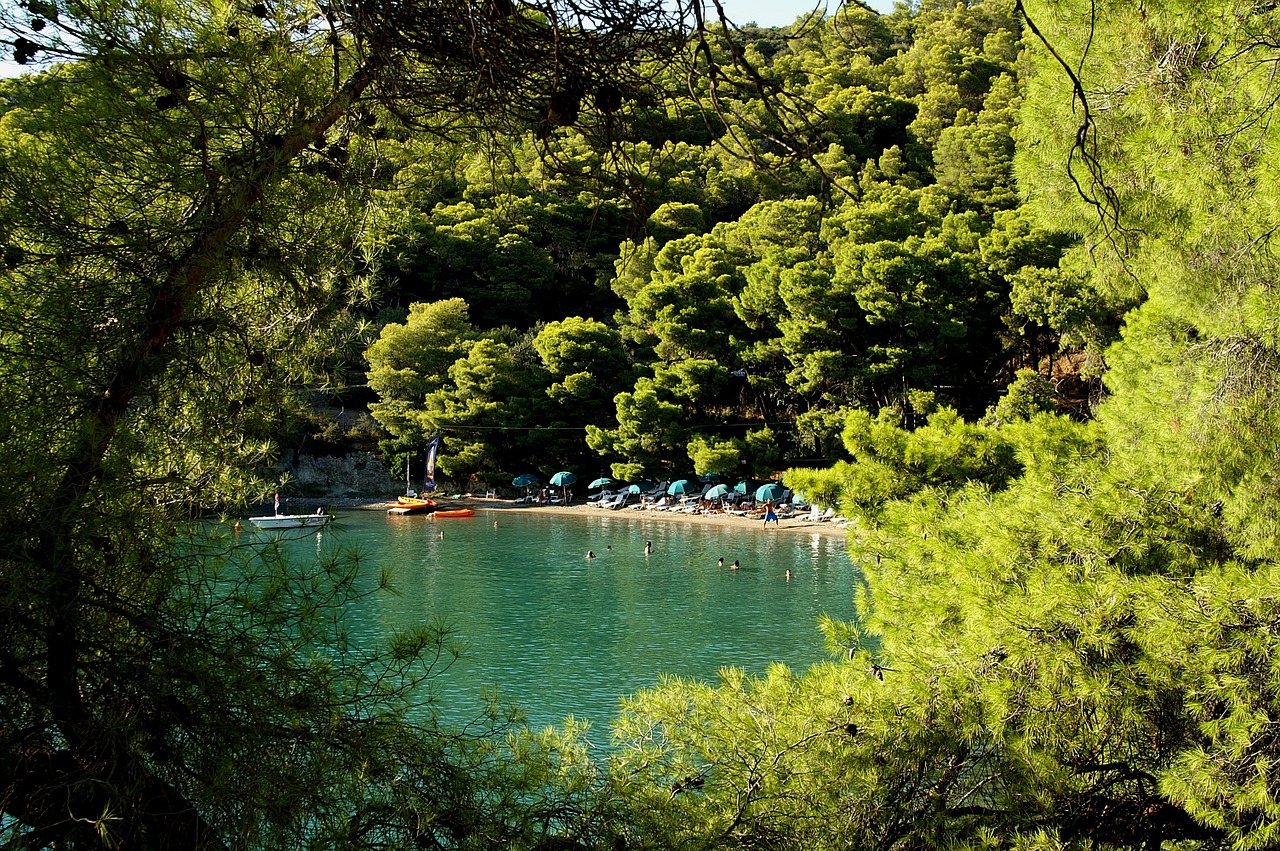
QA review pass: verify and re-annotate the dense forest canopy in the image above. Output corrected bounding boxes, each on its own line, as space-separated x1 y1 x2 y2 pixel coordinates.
362 0 1112 482
5 0 1280 848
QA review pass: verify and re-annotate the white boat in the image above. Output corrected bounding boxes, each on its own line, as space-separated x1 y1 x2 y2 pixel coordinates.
250 512 333 530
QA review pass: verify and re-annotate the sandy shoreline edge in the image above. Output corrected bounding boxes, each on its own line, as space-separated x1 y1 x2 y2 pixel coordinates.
318 497 851 540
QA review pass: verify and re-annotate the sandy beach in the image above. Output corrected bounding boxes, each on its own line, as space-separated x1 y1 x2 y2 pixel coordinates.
372 497 851 540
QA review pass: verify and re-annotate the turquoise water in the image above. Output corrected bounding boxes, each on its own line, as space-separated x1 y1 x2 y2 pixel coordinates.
259 508 861 734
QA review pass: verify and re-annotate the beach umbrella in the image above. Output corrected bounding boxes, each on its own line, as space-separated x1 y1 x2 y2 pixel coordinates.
755 482 787 502
588 477 613 489
513 473 540 487
549 471 577 504
627 484 644 494
668 479 697 495
734 479 756 494
704 484 731 500
699 472 721 483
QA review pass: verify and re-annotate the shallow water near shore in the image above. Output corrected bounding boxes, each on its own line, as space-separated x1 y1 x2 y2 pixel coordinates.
261 507 862 735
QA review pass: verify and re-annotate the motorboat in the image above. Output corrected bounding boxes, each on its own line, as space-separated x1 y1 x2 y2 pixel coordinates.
387 495 437 515
250 511 334 530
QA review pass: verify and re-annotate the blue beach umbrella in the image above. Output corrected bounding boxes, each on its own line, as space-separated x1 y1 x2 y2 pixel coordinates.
512 473 540 487
549 471 577 503
704 484 731 500
734 479 756 494
699 472 721 483
668 479 697 495
588 477 613 489
755 482 787 502
628 484 644 494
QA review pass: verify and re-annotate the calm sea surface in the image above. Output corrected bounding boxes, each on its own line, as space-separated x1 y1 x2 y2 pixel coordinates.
260 508 861 734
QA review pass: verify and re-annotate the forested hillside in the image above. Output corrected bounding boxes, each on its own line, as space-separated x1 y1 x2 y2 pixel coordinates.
362 0 1118 482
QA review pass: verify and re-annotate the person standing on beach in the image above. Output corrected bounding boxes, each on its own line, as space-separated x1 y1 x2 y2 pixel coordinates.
763 500 778 526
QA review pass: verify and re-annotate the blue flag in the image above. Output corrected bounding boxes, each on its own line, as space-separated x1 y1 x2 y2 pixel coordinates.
423 435 440 493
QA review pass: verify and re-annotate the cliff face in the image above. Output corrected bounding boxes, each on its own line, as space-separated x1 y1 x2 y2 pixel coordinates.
277 451 400 498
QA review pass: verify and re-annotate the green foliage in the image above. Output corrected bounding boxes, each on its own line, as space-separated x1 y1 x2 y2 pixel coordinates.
741 426 784 478
647 201 706 243
366 298 481 449
687 435 741 478
533 316 632 406
25 0 1280 846
586 377 688 478
364 0 1054 480
984 367 1055 425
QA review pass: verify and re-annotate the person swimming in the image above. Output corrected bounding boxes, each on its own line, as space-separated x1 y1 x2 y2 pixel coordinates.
645 541 652 555
587 550 596 559
731 560 740 570
786 569 793 580
717 557 724 568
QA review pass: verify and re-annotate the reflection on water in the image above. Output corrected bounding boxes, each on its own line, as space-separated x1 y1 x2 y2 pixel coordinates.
254 509 862 733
